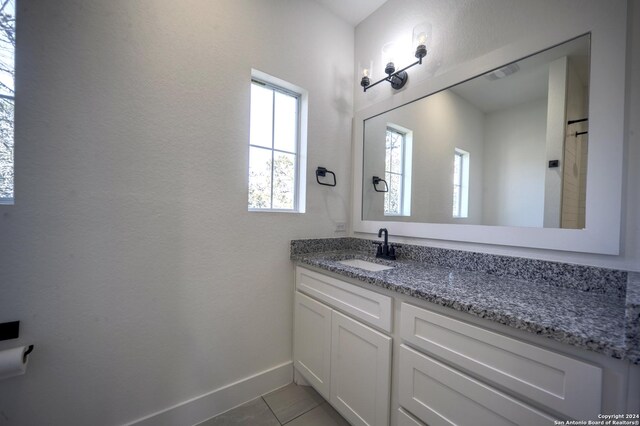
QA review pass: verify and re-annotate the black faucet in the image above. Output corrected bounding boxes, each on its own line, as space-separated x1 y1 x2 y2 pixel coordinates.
378 228 388 246
374 228 397 260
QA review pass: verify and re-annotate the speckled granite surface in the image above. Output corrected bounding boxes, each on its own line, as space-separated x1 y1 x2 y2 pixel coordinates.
626 273 640 361
291 238 627 297
291 239 638 364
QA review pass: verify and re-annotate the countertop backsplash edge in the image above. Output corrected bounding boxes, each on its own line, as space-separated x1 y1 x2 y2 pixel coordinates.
291 237 627 298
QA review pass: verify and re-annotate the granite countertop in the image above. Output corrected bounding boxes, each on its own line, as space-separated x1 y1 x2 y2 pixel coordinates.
292 246 638 364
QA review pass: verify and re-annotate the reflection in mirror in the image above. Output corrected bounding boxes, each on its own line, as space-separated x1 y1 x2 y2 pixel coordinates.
363 34 590 229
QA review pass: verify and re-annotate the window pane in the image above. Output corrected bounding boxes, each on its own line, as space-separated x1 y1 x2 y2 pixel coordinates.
453 150 468 217
272 152 295 210
250 83 273 149
385 128 405 215
390 144 402 173
249 77 302 212
0 97 13 199
0 0 15 201
453 153 461 185
385 131 393 172
385 173 402 215
453 185 460 216
248 146 273 209
0 1 14 98
385 146 391 172
386 130 403 174
274 91 297 153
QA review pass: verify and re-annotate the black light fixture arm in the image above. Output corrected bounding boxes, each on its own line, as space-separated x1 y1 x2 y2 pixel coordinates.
362 57 423 92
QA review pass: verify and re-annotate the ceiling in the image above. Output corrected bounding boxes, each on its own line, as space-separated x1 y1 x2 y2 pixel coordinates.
312 0 388 26
451 35 590 113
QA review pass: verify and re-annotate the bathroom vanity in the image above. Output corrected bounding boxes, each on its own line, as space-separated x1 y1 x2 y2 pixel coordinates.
291 239 640 426
296 5 638 424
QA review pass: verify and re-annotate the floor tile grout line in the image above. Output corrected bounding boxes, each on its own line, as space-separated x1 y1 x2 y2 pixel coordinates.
261 395 285 425
278 401 323 425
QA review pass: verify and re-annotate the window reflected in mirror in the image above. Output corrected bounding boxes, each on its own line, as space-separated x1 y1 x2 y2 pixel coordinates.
453 149 469 218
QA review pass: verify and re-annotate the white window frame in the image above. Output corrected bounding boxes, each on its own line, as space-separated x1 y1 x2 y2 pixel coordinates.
248 70 307 213
453 148 470 218
384 125 412 217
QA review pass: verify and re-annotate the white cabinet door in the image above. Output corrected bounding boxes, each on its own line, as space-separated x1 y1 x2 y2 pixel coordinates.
330 310 392 426
293 291 332 399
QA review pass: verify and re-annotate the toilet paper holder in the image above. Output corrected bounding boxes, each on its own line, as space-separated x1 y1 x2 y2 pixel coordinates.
23 345 34 362
0 344 35 381
0 321 35 362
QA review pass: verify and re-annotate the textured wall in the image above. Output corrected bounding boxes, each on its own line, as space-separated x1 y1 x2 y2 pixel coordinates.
354 0 640 270
0 0 353 424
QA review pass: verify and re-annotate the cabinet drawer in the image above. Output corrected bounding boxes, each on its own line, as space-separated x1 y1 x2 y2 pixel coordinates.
296 267 392 332
400 303 602 420
399 344 556 426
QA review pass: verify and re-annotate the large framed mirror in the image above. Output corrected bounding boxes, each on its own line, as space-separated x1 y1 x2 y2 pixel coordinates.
352 11 626 254
363 35 590 229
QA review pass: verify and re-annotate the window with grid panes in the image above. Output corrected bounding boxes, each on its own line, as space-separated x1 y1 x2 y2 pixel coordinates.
248 79 301 211
384 128 405 216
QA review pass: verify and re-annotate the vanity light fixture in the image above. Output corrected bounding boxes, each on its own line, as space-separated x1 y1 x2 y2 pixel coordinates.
361 23 430 92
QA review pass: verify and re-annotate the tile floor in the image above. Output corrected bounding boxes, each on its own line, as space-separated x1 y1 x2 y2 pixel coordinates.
197 383 350 426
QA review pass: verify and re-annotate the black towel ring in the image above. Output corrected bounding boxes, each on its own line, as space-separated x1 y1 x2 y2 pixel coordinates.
316 167 336 187
372 176 388 192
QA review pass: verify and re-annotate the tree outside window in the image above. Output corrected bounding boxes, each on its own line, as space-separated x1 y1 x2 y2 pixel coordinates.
0 0 15 203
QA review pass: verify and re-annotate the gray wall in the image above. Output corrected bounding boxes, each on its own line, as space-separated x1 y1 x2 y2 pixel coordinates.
0 0 353 424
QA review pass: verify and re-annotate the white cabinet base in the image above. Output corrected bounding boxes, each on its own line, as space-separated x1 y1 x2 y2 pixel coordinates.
293 267 635 426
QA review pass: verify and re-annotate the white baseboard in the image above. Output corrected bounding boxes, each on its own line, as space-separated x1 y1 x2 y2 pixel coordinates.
293 367 311 386
124 361 293 426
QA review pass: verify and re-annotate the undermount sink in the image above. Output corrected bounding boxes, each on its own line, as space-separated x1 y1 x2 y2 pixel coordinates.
338 258 395 272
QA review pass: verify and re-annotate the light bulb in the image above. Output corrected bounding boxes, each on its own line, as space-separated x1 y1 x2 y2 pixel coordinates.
417 32 427 46
412 22 431 59
360 61 373 88
381 42 397 74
